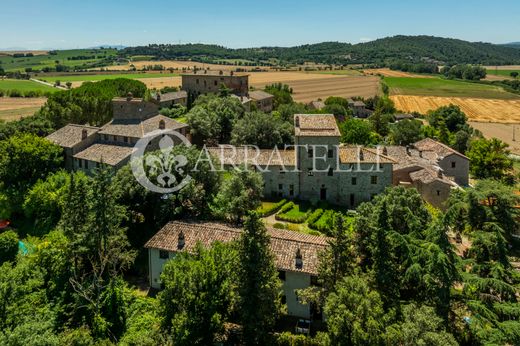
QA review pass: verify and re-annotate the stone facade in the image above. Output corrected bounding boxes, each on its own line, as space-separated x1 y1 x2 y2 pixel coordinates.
181 70 249 98
249 90 274 112
145 221 329 319
47 96 189 173
208 114 395 208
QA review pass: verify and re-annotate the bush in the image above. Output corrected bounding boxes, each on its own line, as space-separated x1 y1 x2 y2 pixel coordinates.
274 331 320 346
276 204 312 224
0 230 18 264
8 89 22 97
278 201 295 214
309 210 334 232
258 199 287 217
273 223 287 229
307 209 324 227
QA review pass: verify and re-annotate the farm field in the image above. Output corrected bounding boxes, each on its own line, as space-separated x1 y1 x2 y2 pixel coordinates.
0 97 46 122
0 79 57 92
390 95 520 123
468 121 520 155
385 77 519 99
101 59 270 72
364 68 433 78
35 72 179 83
486 69 520 77
0 49 117 72
312 69 363 76
250 73 380 102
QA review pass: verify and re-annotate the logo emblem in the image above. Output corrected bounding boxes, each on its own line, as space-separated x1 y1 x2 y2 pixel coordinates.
131 129 192 193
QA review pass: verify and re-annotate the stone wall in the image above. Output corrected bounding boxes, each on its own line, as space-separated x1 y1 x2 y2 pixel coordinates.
438 153 469 186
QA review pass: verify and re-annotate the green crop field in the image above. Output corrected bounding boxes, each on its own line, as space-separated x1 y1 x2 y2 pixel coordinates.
35 72 180 83
0 79 57 92
486 69 520 77
0 49 118 72
385 76 520 99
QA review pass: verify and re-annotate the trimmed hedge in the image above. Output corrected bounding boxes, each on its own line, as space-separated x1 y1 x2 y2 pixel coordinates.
309 209 335 232
258 199 287 217
278 201 295 214
306 208 324 227
276 204 312 224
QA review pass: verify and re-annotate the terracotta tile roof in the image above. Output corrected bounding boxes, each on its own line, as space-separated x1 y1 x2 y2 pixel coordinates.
207 147 296 167
160 91 187 101
99 115 187 138
294 114 341 137
414 138 468 160
73 143 134 166
385 146 437 171
144 221 329 275
409 167 458 186
46 124 99 148
338 146 396 164
249 90 273 101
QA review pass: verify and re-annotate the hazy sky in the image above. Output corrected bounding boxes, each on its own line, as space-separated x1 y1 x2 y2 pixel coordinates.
1 0 519 49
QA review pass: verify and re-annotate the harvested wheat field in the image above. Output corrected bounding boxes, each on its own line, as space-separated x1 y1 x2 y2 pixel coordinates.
363 68 432 78
251 74 380 102
0 97 46 121
468 121 520 155
390 95 520 123
484 65 520 70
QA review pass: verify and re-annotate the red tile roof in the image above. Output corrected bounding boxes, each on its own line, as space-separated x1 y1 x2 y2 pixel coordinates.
145 221 330 275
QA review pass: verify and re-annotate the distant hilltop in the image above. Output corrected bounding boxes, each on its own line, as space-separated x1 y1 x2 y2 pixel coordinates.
120 35 520 66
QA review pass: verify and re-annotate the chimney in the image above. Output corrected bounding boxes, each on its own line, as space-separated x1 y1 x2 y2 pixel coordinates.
126 92 133 101
359 148 364 161
156 93 161 101
406 145 411 156
230 71 234 76
177 231 185 250
294 116 300 127
295 248 303 269
437 169 443 179
419 150 423 158
219 70 223 75
382 146 388 156
81 129 88 140
204 70 207 74
159 119 165 130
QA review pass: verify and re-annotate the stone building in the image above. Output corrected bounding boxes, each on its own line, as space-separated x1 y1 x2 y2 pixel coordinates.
249 90 274 112
145 220 328 319
208 114 395 208
154 90 188 108
181 70 249 98
47 95 189 172
385 138 469 209
347 99 372 118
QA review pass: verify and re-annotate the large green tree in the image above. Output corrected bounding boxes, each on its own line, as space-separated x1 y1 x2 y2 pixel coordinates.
237 212 281 345
159 242 238 345
466 138 513 180
211 169 263 223
231 111 293 148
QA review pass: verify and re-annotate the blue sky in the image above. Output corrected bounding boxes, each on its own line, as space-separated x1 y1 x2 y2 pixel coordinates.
1 0 519 49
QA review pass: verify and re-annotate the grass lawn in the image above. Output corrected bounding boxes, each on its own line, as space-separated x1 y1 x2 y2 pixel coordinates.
35 72 179 83
0 79 57 92
385 76 520 100
282 203 313 219
486 69 520 77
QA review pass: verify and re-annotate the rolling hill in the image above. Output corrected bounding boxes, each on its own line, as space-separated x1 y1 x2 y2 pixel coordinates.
120 36 520 66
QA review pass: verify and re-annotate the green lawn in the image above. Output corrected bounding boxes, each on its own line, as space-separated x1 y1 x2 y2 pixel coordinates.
283 203 312 219
0 79 57 92
486 69 520 77
35 72 179 83
0 49 118 72
385 76 520 99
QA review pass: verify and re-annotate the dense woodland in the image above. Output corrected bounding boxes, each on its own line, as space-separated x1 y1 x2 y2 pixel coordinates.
1 79 520 345
120 35 520 66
